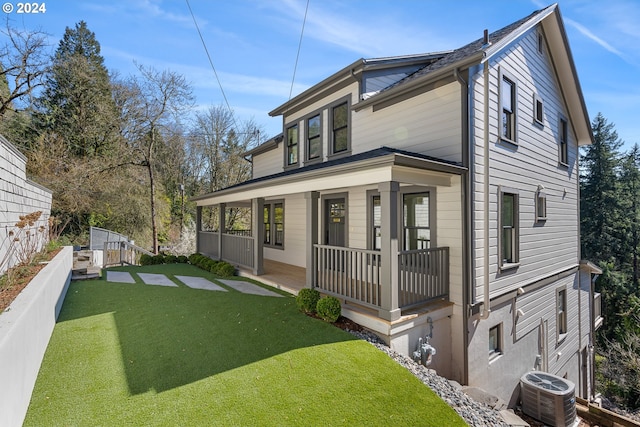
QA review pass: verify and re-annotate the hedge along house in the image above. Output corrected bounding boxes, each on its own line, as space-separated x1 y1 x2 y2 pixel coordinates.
193 4 603 406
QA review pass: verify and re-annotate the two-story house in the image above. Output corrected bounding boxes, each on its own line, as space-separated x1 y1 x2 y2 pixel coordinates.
192 3 602 406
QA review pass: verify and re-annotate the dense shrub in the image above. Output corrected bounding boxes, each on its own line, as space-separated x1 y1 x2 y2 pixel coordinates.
215 262 236 277
188 253 236 277
152 254 165 265
296 288 321 314
139 254 154 266
164 255 178 264
316 296 341 323
177 255 188 263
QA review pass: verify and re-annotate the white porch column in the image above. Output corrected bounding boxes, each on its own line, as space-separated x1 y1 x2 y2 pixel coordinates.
217 203 226 260
379 181 401 321
251 198 265 275
305 191 320 288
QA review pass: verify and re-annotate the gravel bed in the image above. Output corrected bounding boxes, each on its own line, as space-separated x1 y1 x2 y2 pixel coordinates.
348 329 508 427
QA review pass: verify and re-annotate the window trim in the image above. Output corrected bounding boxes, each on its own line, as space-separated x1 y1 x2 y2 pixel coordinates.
533 94 544 127
305 112 323 164
498 186 519 271
263 200 285 249
558 114 569 166
328 96 352 158
535 186 547 223
285 123 299 168
489 323 503 361
557 287 568 344
402 191 432 251
499 69 518 146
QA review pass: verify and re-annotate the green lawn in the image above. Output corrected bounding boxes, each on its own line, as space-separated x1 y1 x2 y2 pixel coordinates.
25 264 466 426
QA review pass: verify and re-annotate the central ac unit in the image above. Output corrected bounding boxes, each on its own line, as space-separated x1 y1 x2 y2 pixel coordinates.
520 371 576 427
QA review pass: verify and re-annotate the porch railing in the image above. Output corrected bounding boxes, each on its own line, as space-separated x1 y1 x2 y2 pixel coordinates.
314 245 382 309
398 247 449 308
103 241 154 267
220 233 254 269
198 231 219 258
313 245 449 310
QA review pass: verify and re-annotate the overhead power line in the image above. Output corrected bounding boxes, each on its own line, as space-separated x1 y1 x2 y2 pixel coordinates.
185 0 239 132
288 0 310 102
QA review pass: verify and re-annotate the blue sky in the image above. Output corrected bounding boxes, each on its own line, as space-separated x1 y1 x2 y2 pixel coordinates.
5 0 640 149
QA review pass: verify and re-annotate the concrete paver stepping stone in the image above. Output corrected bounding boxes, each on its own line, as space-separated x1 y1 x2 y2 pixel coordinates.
106 271 136 284
137 273 178 287
175 276 227 292
218 279 283 297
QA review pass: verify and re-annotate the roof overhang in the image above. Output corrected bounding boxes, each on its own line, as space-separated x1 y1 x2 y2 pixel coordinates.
192 151 466 206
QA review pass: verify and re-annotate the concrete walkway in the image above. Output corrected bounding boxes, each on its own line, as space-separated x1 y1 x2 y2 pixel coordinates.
104 271 282 297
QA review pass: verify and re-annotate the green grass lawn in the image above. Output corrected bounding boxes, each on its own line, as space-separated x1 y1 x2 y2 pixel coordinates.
24 264 466 426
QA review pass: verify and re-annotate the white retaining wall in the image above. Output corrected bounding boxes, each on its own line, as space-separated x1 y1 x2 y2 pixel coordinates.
0 134 53 274
0 245 72 427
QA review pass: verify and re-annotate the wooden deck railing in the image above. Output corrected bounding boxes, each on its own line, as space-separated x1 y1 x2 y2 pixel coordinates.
313 245 449 310
103 241 154 267
220 233 254 269
398 247 449 308
198 231 219 258
314 245 382 309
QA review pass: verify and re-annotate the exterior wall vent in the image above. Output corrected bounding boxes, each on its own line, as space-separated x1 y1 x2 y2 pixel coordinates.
520 371 576 427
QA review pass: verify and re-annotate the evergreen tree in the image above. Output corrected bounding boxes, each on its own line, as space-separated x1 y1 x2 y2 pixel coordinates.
38 21 117 157
618 144 640 285
580 113 623 264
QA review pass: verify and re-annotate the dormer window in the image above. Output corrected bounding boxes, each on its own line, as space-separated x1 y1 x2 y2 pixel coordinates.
286 124 299 166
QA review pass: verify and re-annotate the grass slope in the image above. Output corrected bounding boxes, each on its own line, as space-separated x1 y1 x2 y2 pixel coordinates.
25 264 465 426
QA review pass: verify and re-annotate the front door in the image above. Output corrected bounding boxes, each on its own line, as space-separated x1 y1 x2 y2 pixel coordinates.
325 198 346 247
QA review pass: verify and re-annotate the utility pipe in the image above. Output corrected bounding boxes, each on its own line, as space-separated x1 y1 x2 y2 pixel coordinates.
480 59 491 319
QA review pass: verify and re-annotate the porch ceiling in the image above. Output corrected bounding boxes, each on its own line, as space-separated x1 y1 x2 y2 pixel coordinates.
193 147 466 206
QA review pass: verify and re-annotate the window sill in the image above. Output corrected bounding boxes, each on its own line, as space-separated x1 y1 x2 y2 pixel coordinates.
499 137 518 149
327 150 352 160
304 158 323 166
558 161 569 169
557 333 567 345
489 352 503 364
500 262 520 272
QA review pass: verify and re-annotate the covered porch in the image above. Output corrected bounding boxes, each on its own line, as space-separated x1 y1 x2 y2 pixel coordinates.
193 147 465 323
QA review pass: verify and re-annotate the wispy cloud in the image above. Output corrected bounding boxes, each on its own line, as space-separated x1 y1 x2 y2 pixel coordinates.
265 0 450 57
565 18 624 58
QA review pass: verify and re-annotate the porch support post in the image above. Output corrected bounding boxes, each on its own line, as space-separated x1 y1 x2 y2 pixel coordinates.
305 191 320 288
251 197 265 275
196 206 202 253
217 203 226 260
379 181 401 321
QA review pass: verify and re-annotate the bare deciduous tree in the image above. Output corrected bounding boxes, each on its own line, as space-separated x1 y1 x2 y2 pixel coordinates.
0 20 50 115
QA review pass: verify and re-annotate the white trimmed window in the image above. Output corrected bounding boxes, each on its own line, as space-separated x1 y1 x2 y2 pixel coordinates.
536 187 547 222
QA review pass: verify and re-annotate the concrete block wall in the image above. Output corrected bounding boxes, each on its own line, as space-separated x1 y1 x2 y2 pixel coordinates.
0 134 53 274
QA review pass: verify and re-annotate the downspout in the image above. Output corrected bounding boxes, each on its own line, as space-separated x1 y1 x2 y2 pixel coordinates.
480 58 491 320
455 67 471 385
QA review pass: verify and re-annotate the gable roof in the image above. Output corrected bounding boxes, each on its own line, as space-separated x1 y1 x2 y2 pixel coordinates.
354 3 592 145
